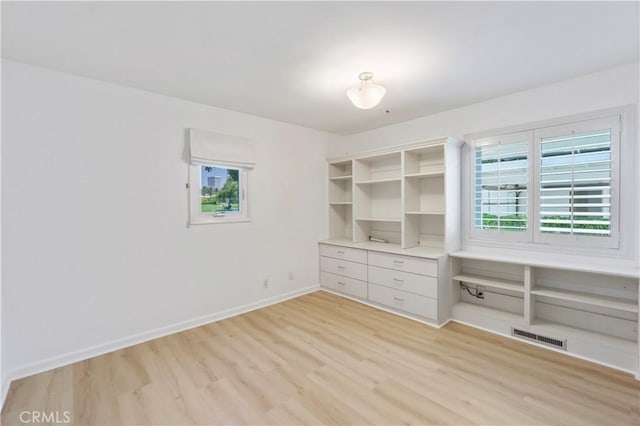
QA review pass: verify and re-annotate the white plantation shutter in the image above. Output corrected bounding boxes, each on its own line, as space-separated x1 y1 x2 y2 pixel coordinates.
469 112 623 249
535 116 620 247
473 131 532 240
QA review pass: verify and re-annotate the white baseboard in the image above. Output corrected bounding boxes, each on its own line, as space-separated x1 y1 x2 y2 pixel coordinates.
1 375 10 413
3 284 320 397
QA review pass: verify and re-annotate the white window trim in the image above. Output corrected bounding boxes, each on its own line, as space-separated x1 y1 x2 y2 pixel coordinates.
188 164 251 226
464 105 635 258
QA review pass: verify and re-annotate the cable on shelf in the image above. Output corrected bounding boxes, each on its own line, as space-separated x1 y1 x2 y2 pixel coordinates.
460 283 484 299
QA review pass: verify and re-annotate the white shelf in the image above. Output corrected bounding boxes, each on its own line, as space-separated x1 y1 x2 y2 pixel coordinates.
354 178 401 185
329 175 352 181
405 211 444 215
532 287 638 313
329 201 352 205
355 217 402 223
319 238 445 260
452 302 524 323
453 273 524 293
404 171 444 179
450 250 639 279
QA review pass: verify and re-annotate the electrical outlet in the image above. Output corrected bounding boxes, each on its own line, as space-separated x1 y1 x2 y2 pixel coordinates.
288 271 294 280
477 285 485 299
263 279 269 289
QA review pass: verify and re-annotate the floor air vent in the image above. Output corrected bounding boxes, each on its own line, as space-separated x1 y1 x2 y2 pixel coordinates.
511 327 567 350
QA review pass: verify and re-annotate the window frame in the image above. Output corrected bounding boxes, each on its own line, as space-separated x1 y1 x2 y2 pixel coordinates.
188 164 251 225
465 107 630 254
532 116 620 248
469 130 534 244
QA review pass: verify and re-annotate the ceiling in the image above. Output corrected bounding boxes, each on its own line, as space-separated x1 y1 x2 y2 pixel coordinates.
2 2 638 135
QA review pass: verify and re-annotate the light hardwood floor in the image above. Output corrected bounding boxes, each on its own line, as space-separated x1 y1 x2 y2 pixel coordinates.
2 291 639 425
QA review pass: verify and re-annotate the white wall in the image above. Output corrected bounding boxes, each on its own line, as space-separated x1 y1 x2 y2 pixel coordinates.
332 62 639 261
1 63 4 404
1 60 336 382
332 62 639 156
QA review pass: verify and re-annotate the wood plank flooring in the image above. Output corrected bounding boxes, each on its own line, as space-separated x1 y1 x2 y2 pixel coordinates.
2 291 639 425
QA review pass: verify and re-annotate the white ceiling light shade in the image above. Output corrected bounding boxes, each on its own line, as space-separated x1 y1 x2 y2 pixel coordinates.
346 72 387 109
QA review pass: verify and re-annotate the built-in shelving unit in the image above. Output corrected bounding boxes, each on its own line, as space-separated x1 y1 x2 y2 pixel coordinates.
450 251 639 374
326 137 462 252
328 160 353 240
323 137 462 326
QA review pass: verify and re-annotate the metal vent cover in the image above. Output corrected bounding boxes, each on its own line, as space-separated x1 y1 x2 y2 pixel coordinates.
511 327 567 350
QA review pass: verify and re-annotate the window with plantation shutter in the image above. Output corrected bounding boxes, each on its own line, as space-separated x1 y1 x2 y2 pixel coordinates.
472 131 533 242
534 116 620 247
469 113 621 249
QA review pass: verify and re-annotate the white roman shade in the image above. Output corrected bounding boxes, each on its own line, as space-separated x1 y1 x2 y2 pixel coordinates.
189 128 255 169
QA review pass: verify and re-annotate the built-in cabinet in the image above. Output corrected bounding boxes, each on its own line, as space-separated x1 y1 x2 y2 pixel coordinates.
450 251 639 374
321 136 639 377
321 137 462 325
319 243 444 324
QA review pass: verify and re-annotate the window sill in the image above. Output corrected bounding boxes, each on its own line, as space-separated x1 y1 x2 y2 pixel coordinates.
189 215 251 226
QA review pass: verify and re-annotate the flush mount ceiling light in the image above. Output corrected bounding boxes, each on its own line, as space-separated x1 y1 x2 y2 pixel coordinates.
346 72 387 109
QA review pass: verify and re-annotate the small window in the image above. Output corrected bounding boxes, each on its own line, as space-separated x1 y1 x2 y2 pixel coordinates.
189 164 249 224
200 165 241 215
187 128 253 225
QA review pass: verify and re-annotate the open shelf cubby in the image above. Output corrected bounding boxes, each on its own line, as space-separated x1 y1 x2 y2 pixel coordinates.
354 219 401 245
329 177 352 204
404 144 445 176
451 257 525 317
404 174 445 214
532 267 638 342
328 203 352 240
353 179 401 228
329 160 352 179
354 152 401 183
404 213 444 249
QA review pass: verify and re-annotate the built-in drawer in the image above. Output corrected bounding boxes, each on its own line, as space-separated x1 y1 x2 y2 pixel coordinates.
319 244 367 264
368 265 437 298
368 251 437 277
368 283 437 320
320 272 367 299
320 256 367 281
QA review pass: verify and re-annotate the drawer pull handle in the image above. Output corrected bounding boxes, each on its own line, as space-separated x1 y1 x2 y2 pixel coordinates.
336 251 345 255
393 297 405 302
337 265 345 269
393 260 404 264
393 278 404 283
337 281 346 286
